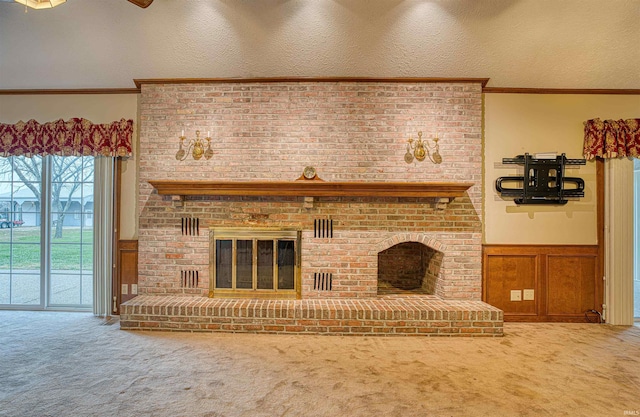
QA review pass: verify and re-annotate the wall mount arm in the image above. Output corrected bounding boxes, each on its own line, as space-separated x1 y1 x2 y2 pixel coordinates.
495 153 585 205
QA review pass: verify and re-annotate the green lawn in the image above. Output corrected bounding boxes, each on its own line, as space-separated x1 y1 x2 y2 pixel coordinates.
0 227 93 270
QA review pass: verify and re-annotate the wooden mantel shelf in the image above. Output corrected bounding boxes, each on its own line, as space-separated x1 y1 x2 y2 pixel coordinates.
149 180 473 199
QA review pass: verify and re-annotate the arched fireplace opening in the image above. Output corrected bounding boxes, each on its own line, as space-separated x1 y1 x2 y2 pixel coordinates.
377 242 443 296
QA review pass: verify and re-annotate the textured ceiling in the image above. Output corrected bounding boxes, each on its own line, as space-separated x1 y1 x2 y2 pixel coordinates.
0 0 638 90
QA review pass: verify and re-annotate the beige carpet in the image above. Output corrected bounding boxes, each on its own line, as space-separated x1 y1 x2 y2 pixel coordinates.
0 311 639 417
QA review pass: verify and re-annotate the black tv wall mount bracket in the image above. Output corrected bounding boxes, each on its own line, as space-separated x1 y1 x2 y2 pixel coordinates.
495 153 586 205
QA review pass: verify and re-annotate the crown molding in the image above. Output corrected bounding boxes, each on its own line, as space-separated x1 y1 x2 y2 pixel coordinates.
133 77 491 89
483 87 640 95
3 84 637 96
0 88 140 95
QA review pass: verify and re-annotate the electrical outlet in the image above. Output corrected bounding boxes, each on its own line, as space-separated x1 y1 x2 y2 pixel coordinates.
523 289 535 301
131 284 138 295
510 290 522 301
121 284 128 295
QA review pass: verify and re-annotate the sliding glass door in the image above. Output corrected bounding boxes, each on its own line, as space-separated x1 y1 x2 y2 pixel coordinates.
0 155 94 310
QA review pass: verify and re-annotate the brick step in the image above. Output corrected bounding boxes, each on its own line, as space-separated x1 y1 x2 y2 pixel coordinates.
121 295 503 336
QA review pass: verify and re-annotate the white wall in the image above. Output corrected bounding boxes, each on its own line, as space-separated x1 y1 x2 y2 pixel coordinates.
484 93 640 244
0 0 638 89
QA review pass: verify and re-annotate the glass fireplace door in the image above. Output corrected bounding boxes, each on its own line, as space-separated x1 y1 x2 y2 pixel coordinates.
210 228 300 299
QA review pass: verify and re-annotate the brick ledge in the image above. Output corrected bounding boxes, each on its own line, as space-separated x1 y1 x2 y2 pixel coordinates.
120 295 503 337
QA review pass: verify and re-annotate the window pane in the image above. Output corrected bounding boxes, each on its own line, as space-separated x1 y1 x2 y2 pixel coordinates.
51 243 82 271
49 267 92 307
0 273 9 304
11 243 40 271
0 242 9 269
81 273 93 305
50 156 93 232
257 240 274 289
216 240 232 288
82 243 93 272
236 240 253 289
81 225 93 240
9 273 40 305
50 274 82 305
277 240 295 290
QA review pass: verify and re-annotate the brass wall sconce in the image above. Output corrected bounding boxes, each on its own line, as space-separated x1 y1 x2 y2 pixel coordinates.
405 131 442 164
175 130 213 161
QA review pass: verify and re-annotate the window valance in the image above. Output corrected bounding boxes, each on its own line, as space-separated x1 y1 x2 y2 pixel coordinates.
0 118 133 158
583 118 640 160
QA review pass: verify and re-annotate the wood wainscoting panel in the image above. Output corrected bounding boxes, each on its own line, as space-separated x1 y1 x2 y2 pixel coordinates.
483 245 602 322
118 240 139 310
484 254 537 316
547 255 598 316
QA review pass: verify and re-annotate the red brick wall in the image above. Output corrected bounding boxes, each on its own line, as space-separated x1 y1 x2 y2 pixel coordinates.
138 81 483 300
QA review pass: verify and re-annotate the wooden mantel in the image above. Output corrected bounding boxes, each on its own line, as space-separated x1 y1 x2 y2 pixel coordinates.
149 180 473 199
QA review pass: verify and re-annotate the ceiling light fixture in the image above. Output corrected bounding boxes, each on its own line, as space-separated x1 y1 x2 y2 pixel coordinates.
14 0 66 10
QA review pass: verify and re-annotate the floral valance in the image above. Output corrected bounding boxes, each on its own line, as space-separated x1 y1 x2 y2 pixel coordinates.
0 118 133 158
583 118 640 160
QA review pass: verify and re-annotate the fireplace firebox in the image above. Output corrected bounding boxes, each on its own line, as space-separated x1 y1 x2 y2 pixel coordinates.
377 242 443 296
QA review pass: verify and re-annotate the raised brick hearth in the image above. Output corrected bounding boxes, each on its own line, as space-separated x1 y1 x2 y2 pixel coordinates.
120 295 503 336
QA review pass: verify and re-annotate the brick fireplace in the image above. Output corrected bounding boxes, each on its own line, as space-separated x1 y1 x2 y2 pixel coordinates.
120 79 503 336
